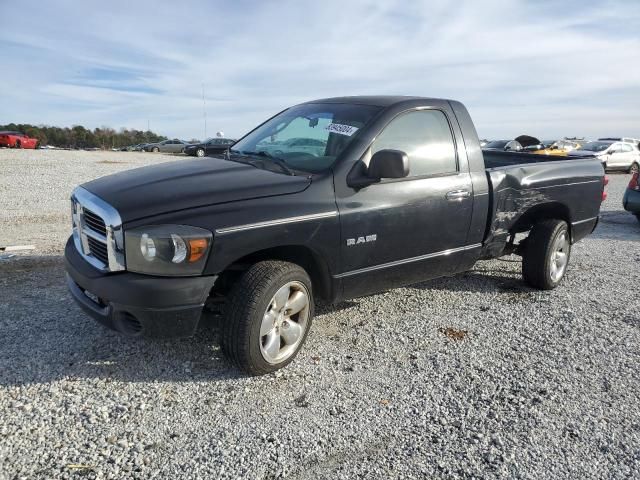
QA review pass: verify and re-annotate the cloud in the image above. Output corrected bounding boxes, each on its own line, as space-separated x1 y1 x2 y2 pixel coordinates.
0 0 639 139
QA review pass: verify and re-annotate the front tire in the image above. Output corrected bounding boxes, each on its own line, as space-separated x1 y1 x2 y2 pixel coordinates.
15 140 21 149
630 162 639 175
522 219 571 290
222 261 314 375
153 147 159 153
196 148 205 157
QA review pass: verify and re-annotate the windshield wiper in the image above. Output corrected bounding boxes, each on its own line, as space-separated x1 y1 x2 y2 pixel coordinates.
235 150 295 176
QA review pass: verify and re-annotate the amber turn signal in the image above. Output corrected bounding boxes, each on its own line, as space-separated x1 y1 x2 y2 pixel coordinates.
188 238 209 263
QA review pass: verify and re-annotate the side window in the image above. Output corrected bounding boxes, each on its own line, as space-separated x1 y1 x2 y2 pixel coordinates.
622 144 633 153
371 110 457 177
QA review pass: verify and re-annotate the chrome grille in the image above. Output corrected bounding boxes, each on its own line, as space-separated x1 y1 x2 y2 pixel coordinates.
71 187 125 272
83 208 107 236
87 236 109 264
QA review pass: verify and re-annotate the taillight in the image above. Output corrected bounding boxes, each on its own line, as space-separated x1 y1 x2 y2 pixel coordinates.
629 172 640 192
601 175 609 202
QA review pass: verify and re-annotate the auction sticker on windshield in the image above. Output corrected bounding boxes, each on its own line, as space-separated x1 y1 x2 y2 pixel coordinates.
325 123 359 136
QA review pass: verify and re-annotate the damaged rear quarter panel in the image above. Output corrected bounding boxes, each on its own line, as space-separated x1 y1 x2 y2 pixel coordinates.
483 159 604 257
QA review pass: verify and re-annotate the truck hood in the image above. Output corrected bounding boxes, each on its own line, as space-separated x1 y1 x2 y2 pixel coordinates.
82 157 311 222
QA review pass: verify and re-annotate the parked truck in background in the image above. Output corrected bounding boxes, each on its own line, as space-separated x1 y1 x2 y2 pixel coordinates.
64 96 606 375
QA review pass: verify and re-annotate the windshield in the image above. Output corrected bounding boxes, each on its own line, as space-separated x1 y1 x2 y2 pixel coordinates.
230 103 382 173
484 140 508 149
580 141 612 152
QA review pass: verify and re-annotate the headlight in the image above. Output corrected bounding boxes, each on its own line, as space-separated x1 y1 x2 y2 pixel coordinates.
125 225 212 276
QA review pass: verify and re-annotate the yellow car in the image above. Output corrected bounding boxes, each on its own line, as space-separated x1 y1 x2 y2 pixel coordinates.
532 140 582 156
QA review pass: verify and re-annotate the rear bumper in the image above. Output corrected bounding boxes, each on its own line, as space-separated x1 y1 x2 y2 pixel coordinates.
623 188 640 214
64 237 217 338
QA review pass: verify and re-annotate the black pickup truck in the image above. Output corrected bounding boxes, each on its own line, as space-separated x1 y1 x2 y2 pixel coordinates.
65 96 605 374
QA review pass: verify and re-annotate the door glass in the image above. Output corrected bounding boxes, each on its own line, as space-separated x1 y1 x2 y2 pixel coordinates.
371 110 457 177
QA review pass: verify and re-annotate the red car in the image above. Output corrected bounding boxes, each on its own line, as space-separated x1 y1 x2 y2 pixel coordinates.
0 131 38 149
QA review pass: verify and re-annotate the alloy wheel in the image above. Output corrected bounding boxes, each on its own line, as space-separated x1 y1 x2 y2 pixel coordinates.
259 281 310 364
549 231 569 282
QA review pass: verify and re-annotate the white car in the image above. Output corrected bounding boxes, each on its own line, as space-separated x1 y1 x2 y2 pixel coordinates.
569 140 640 173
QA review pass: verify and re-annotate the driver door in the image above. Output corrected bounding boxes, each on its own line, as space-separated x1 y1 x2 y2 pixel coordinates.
335 107 474 299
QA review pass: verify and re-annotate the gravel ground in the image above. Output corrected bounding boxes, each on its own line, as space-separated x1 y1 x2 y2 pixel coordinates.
1 149 639 479
0 149 175 254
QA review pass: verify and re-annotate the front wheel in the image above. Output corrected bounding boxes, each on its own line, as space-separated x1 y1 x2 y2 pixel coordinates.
630 162 639 175
522 219 571 290
222 260 314 375
196 148 205 157
153 147 159 153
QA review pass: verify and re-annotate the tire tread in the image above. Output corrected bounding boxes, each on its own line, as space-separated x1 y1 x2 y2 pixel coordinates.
522 219 569 290
222 260 311 375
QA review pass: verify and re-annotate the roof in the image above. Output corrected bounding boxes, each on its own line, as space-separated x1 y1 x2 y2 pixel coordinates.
301 95 444 107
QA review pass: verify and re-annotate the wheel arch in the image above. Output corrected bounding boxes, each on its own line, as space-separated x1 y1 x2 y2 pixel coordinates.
215 245 334 301
510 202 573 239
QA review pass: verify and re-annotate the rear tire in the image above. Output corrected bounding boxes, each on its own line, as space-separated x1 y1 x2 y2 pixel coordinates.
630 162 639 174
222 260 314 375
522 219 571 290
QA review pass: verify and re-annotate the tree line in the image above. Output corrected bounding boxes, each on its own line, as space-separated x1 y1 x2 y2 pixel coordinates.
0 123 168 149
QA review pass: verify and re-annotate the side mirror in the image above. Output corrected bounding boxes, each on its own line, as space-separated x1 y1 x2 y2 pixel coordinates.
368 149 409 179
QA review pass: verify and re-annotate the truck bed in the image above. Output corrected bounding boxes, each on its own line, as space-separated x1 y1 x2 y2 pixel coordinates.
482 149 595 168
481 151 604 258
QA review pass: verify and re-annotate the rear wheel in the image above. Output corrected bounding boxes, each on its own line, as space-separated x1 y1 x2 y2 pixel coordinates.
196 148 205 157
630 162 639 174
522 219 571 290
222 260 314 375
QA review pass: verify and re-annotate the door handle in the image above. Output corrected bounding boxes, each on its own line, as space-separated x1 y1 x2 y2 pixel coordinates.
446 189 470 201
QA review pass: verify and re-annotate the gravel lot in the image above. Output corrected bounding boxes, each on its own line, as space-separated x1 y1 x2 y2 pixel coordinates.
1 149 639 479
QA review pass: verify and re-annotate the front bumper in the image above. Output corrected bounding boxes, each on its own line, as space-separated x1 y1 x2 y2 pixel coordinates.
623 188 640 214
64 237 217 338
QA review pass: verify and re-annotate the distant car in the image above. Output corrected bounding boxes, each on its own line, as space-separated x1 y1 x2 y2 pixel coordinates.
0 131 38 149
531 139 582 156
569 140 640 173
598 137 640 145
623 172 640 223
144 139 189 153
256 137 328 157
482 140 523 152
184 138 237 157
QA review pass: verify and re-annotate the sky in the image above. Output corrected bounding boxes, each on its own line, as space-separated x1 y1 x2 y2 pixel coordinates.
1 0 639 141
